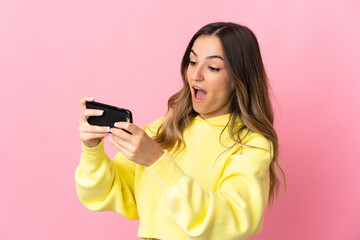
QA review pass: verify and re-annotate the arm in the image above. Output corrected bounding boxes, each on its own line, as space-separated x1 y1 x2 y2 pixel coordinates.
146 132 272 240
75 96 139 219
75 138 139 219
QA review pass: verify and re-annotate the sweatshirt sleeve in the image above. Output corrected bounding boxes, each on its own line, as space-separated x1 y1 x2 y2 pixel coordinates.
75 138 139 219
146 132 272 240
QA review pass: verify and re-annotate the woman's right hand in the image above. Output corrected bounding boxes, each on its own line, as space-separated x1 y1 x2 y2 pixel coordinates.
78 96 110 148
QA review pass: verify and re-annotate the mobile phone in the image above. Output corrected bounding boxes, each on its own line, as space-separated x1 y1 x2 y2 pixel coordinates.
86 101 133 128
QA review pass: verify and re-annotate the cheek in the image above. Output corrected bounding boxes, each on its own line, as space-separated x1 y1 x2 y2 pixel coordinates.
213 77 233 92
224 76 235 92
185 69 191 82
218 80 235 100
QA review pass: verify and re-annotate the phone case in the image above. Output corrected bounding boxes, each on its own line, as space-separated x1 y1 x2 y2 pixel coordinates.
86 101 133 127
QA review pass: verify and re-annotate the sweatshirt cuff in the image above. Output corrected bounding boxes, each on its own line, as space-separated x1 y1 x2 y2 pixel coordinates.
146 151 186 190
81 138 106 162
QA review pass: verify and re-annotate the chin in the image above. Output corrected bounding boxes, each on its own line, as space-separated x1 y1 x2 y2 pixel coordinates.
192 107 211 117
191 103 204 114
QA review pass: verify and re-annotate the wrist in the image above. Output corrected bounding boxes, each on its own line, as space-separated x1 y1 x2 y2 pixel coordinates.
146 149 165 167
82 139 101 148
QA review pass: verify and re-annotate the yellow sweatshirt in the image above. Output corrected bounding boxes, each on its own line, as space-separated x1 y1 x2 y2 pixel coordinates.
75 114 272 240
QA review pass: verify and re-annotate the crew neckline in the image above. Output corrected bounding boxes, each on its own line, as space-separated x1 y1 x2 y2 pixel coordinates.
194 113 242 126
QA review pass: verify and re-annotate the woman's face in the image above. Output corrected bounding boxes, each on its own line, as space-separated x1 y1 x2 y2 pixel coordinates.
187 35 235 119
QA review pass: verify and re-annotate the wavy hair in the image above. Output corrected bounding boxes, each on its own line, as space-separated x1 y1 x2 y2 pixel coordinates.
154 22 285 209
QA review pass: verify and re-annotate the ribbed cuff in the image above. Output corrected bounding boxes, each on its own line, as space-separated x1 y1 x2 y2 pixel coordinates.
81 138 106 162
146 151 186 190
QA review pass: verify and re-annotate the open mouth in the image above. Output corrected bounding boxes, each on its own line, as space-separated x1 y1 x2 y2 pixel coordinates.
193 86 207 102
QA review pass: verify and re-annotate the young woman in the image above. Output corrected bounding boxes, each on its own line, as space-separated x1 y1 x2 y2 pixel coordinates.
76 22 285 240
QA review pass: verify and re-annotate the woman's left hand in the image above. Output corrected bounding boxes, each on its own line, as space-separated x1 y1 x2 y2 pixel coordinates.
109 122 164 167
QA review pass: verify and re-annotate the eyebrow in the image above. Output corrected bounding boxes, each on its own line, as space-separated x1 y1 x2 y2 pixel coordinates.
190 49 224 61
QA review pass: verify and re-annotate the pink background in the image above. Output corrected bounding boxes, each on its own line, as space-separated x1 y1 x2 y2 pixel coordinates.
1 0 359 239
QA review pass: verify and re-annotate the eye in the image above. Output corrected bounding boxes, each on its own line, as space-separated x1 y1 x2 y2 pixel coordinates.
189 60 197 66
209 66 220 72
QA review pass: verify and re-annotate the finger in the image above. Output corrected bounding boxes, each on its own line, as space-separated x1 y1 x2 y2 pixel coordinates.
110 127 133 142
83 109 104 119
110 125 134 137
111 133 134 150
79 124 110 134
80 96 95 111
109 136 133 158
80 132 110 140
114 122 140 134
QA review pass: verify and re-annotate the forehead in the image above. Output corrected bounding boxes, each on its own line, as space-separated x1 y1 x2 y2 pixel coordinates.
191 35 223 57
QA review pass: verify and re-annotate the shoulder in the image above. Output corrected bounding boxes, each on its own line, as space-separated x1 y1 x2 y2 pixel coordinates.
235 130 273 161
242 131 272 152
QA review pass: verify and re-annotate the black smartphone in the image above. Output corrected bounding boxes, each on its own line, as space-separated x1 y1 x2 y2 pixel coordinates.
86 101 133 128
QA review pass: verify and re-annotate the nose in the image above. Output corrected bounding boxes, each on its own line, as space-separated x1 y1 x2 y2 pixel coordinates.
189 64 204 82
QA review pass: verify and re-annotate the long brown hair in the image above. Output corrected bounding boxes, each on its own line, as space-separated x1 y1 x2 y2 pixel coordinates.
154 22 285 209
